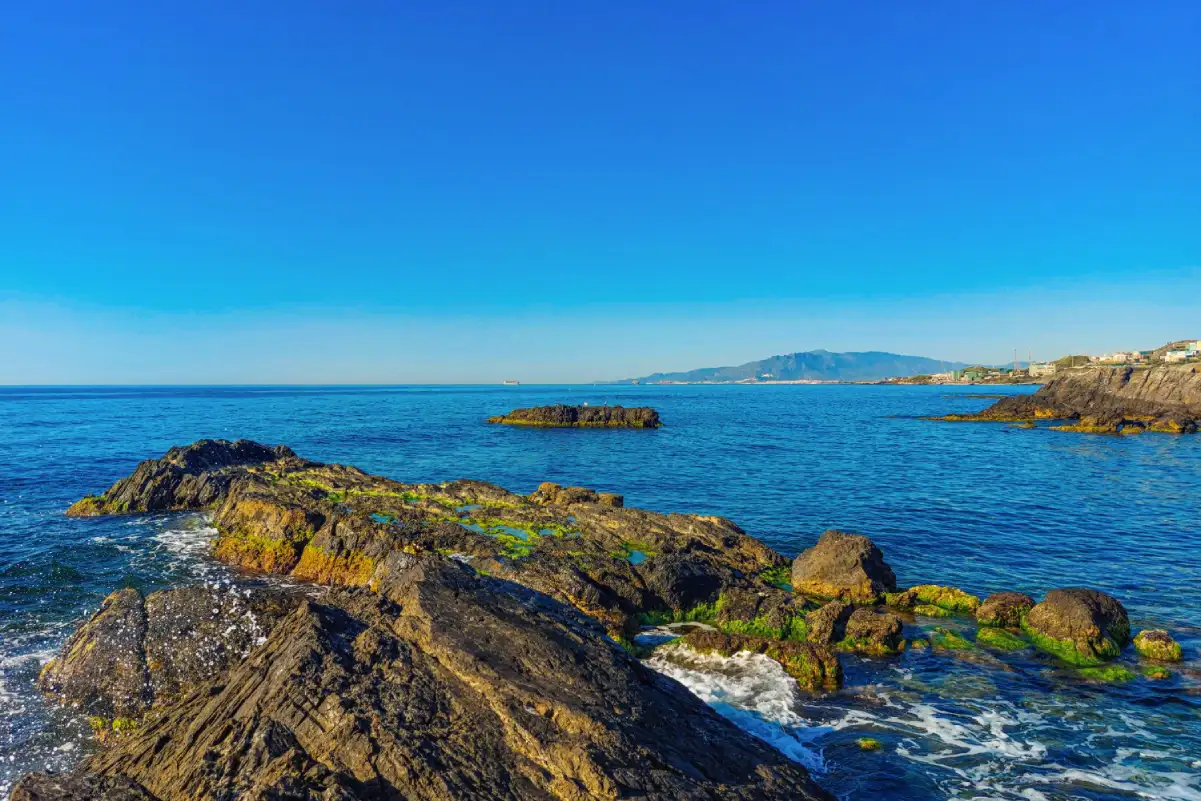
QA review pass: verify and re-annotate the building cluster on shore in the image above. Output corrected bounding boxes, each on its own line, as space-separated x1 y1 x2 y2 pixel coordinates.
888 339 1201 385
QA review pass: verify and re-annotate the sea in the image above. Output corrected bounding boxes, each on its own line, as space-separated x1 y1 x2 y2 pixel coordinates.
1 384 1199 800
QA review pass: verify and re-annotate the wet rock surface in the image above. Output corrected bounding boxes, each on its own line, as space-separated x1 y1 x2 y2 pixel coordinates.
791 530 897 602
488 404 662 428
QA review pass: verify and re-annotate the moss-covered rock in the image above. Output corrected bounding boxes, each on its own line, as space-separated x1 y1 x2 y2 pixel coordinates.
805 600 853 645
975 626 1028 651
1076 664 1137 682
1022 588 1130 665
836 608 905 655
1141 665 1172 680
912 604 953 618
1133 629 1183 662
856 737 884 751
907 585 981 615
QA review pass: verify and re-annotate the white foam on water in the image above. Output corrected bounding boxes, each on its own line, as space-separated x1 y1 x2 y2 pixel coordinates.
644 644 827 773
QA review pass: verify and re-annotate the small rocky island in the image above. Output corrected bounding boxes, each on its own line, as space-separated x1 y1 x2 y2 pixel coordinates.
488 404 661 428
15 440 1185 799
936 363 1201 433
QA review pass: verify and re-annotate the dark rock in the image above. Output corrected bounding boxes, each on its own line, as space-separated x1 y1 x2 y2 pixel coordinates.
28 557 834 800
791 530 897 602
67 439 297 517
641 553 727 612
488 404 662 428
1022 588 1131 665
976 592 1036 628
805 601 853 645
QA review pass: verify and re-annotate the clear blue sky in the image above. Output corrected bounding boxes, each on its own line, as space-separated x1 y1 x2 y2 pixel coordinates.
2 1 1198 383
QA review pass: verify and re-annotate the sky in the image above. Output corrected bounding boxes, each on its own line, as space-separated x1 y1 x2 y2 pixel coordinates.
1 1 1198 383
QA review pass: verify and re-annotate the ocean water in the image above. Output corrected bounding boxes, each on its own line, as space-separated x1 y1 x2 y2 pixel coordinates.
1 384 1199 800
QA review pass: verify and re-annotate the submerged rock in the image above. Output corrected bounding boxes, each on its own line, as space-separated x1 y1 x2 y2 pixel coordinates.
791 530 897 603
976 591 1035 628
488 404 662 428
1133 629 1183 662
975 626 1029 651
1022 588 1131 665
24 557 834 800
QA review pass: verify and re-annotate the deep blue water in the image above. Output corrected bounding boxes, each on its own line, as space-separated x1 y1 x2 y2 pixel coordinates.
1 384 1199 800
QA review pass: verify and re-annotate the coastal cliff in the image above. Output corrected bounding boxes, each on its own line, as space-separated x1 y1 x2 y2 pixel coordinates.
488 404 661 428
18 440 1187 798
938 364 1201 432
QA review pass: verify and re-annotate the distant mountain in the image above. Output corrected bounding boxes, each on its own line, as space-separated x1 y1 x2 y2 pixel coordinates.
620 350 970 384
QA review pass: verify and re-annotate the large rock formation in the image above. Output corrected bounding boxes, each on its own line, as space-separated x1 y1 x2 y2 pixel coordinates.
791 530 897 603
937 364 1201 433
1022 588 1131 665
488 404 662 428
17 556 835 801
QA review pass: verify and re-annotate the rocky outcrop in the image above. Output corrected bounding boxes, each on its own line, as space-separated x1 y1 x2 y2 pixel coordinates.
791 530 897 602
488 404 662 428
1133 629 1183 662
66 439 300 516
976 592 1035 628
936 365 1201 433
19 557 834 801
1022 588 1131 665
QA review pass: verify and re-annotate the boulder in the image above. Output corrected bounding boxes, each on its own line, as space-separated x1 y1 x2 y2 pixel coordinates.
976 592 1035 627
791 530 896 602
528 482 625 507
840 608 905 655
1133 629 1183 662
1022 588 1131 665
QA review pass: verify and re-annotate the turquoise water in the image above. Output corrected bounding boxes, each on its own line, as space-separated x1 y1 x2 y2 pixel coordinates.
1 384 1199 799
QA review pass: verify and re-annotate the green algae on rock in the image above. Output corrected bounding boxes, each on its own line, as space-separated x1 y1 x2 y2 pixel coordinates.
1022 588 1130 666
1133 629 1183 662
856 737 884 751
929 627 975 651
487 404 662 428
1076 664 1138 682
975 626 1029 651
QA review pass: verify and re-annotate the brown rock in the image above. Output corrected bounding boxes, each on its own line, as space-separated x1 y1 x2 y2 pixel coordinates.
1022 588 1131 665
976 592 1035 628
791 530 897 602
841 608 905 654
